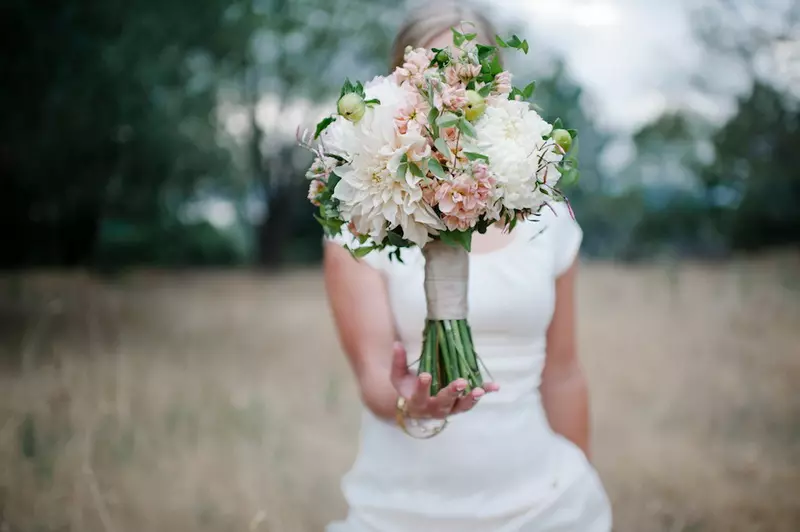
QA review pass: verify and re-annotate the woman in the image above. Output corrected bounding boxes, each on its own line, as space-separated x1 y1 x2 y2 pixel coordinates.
323 4 612 531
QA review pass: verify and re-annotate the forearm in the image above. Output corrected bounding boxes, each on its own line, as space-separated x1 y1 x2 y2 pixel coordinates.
353 361 398 422
540 368 591 459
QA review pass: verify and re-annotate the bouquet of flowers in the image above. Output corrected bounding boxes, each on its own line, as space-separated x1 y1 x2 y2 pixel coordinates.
299 25 579 395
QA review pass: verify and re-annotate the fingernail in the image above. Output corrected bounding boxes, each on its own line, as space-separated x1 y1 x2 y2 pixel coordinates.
420 373 431 384
473 389 485 398
455 380 466 391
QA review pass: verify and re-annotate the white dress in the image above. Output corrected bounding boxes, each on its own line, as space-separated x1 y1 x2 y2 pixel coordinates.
328 205 612 532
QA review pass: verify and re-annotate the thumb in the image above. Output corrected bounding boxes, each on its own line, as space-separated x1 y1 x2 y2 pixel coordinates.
389 341 409 384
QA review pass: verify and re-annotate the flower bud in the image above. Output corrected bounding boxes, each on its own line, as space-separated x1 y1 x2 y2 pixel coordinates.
464 90 486 122
551 129 572 153
337 93 366 122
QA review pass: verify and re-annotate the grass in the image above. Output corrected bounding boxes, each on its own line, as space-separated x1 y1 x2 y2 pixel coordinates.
0 253 799 531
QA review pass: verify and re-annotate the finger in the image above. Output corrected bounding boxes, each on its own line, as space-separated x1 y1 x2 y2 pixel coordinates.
389 341 409 386
407 373 432 412
483 382 501 393
450 387 486 415
432 378 468 413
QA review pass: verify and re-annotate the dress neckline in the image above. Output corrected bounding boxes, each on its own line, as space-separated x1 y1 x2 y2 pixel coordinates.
469 222 528 260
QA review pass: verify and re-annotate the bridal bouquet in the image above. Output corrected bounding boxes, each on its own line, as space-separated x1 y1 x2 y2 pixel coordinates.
300 26 579 395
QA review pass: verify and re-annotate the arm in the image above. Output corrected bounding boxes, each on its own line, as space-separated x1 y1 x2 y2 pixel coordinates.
540 260 591 459
323 241 399 421
323 241 489 423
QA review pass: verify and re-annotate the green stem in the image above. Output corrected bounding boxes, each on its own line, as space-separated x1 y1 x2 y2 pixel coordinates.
446 320 468 387
427 321 440 395
436 321 455 387
458 320 483 387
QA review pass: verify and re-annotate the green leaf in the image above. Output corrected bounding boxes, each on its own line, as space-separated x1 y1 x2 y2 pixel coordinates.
559 167 580 188
437 112 460 128
523 81 536 99
409 162 425 178
387 231 410 248
508 35 522 48
327 170 342 190
364 98 380 105
396 162 408 180
314 116 336 139
427 158 448 179
495 35 508 48
434 137 452 159
489 54 503 76
478 84 492 97
464 151 489 162
425 79 436 109
439 230 472 252
476 44 495 61
355 81 365 98
464 32 477 41
451 27 465 47
428 107 440 137
521 40 529 54
457 117 477 138
552 118 564 131
340 78 355 98
567 129 578 139
353 245 377 258
323 152 347 164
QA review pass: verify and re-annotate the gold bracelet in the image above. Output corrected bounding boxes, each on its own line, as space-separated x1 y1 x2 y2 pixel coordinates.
395 396 448 439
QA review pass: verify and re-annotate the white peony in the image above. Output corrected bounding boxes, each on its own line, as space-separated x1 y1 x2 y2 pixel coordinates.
469 97 563 211
324 76 444 247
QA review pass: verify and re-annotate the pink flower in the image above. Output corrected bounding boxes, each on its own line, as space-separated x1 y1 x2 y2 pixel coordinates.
439 84 467 110
394 46 435 87
444 60 481 86
444 65 461 87
493 71 513 95
394 88 430 134
307 179 326 206
430 164 497 231
305 155 334 181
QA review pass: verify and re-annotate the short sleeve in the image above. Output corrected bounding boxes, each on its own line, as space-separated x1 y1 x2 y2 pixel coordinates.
324 231 387 271
549 203 583 276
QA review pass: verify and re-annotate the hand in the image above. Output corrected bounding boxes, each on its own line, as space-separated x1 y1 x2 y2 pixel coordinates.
390 341 500 420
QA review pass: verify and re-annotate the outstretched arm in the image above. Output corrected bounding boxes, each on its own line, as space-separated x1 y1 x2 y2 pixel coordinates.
323 241 492 423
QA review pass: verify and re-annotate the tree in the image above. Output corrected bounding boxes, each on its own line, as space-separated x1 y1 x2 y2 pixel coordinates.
230 0 403 267
0 0 262 267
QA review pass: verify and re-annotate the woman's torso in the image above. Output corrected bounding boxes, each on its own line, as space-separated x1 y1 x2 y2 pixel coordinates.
338 209 600 528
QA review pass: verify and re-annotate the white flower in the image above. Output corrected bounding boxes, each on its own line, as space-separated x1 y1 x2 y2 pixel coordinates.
325 76 444 247
468 97 562 211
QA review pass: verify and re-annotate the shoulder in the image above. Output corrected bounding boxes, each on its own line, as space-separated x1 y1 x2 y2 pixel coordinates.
535 202 583 276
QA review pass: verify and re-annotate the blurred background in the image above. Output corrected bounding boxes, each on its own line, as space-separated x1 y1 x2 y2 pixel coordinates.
1 0 798 530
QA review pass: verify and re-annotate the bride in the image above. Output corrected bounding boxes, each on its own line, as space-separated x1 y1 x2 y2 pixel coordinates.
323 3 612 531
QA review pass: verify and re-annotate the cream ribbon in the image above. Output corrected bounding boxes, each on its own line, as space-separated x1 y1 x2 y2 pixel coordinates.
422 240 469 320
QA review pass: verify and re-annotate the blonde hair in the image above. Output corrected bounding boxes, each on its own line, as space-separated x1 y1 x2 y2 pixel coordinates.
390 1 499 71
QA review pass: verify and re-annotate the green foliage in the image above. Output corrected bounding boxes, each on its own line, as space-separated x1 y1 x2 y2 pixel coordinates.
439 230 472 252
314 116 336 139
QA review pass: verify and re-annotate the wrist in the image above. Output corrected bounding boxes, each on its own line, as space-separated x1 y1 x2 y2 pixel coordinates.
358 379 398 422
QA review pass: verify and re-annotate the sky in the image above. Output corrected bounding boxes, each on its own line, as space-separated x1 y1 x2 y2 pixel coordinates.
495 0 748 134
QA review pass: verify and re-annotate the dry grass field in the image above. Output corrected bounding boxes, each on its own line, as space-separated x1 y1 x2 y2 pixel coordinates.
1 254 799 531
